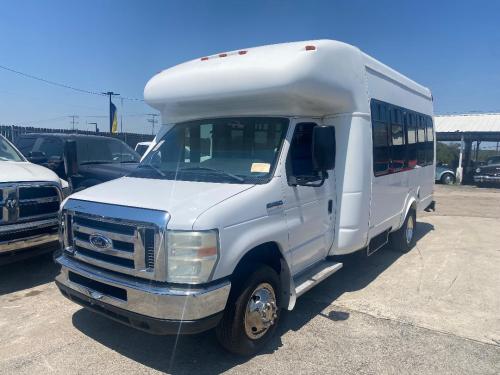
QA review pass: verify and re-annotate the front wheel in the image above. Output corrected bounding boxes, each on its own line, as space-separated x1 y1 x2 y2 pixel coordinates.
390 209 417 253
216 264 281 356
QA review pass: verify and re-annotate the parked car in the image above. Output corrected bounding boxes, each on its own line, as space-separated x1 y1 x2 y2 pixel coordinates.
15 134 140 191
0 134 68 264
474 156 500 186
135 141 152 157
55 40 435 355
435 164 455 184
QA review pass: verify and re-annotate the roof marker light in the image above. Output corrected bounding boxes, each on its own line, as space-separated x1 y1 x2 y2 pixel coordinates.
305 45 316 51
238 50 247 55
219 53 227 57
200 57 209 61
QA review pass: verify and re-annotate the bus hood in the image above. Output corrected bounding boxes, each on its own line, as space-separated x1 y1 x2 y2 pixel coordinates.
0 161 60 184
67 176 255 230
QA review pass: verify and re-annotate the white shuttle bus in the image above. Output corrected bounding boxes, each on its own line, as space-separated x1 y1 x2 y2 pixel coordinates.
56 40 435 355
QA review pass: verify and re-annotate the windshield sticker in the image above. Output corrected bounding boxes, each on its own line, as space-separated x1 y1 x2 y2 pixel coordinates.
251 162 270 173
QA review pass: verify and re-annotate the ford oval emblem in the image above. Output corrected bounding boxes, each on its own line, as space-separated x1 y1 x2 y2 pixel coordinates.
89 234 112 250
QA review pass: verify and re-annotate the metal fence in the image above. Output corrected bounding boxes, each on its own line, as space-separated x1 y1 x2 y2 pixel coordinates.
0 125 154 149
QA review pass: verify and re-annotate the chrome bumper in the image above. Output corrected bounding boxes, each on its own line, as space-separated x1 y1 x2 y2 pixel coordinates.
0 218 59 254
474 175 500 183
55 255 231 321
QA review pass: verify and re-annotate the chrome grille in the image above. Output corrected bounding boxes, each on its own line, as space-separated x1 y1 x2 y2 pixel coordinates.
1 183 61 225
64 210 164 280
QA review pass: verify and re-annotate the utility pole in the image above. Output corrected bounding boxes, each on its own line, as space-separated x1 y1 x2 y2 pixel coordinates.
102 91 120 132
147 113 159 135
88 122 98 133
69 115 79 131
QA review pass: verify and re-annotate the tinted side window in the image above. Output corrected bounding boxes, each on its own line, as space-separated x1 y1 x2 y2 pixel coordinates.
390 108 405 171
425 116 434 165
288 122 318 177
406 112 417 168
371 101 390 176
417 115 427 166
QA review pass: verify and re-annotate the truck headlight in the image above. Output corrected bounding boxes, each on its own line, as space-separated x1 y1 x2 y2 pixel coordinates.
166 230 219 284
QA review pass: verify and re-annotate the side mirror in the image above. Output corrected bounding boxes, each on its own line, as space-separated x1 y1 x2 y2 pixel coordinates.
312 126 336 172
63 140 78 178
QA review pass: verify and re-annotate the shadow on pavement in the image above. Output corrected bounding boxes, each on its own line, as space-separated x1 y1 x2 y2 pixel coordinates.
72 222 434 374
0 255 60 295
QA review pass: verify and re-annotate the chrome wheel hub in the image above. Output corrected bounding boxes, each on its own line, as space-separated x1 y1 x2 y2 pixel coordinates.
244 283 278 339
406 215 414 244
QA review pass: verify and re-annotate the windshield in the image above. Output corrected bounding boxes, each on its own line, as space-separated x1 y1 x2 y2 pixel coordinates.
0 136 25 162
131 117 289 184
77 138 140 164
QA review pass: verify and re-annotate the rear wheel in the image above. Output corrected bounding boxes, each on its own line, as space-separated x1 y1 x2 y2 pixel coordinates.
390 209 416 253
216 264 280 356
440 173 455 185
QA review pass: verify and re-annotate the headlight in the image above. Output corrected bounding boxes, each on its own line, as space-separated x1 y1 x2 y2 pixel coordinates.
476 168 481 173
166 230 219 284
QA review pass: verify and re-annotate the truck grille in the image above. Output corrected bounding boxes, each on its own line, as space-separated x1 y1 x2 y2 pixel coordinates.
1 183 61 225
65 212 160 280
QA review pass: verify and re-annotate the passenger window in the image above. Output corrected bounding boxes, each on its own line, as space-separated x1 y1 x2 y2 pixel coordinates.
390 108 405 171
371 102 390 176
417 115 427 166
406 112 417 168
425 117 434 165
288 122 318 178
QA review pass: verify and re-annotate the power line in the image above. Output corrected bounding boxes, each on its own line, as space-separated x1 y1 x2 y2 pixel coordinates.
0 64 144 101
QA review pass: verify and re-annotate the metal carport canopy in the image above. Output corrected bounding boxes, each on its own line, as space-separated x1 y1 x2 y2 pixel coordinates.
435 113 500 141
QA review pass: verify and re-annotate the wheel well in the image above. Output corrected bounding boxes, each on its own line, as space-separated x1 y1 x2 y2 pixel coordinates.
230 242 293 310
232 242 283 280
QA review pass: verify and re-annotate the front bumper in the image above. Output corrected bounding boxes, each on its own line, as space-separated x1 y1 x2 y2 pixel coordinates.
55 255 231 334
0 218 59 255
474 175 500 183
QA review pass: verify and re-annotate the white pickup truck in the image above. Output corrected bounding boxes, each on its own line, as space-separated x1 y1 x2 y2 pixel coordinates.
55 40 434 355
0 134 68 263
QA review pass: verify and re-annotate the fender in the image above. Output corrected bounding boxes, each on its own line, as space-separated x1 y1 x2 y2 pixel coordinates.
401 193 418 229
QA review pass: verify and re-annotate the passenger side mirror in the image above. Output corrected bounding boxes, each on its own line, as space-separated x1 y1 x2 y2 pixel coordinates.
63 140 78 179
312 126 336 172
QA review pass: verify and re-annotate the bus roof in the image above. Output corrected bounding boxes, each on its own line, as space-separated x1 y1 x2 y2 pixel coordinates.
144 39 431 123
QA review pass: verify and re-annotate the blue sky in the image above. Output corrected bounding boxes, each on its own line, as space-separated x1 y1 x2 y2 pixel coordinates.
0 0 499 134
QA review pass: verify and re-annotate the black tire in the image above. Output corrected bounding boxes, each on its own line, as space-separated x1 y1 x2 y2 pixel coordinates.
390 209 416 253
216 264 281 356
440 173 455 185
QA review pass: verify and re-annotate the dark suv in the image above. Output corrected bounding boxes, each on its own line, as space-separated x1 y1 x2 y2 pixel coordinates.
15 134 140 191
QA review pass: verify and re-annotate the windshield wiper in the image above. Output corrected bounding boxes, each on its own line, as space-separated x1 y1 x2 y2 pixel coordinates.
179 167 244 182
120 160 140 163
136 164 166 177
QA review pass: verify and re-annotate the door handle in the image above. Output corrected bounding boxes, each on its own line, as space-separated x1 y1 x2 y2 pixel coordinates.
328 199 333 214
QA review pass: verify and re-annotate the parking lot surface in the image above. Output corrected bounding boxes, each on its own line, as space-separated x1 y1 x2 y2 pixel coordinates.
1 185 499 374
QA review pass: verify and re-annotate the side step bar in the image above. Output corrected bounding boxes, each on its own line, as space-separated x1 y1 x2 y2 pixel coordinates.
294 260 343 297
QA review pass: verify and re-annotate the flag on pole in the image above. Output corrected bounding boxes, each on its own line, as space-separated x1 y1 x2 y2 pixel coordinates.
110 101 118 134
